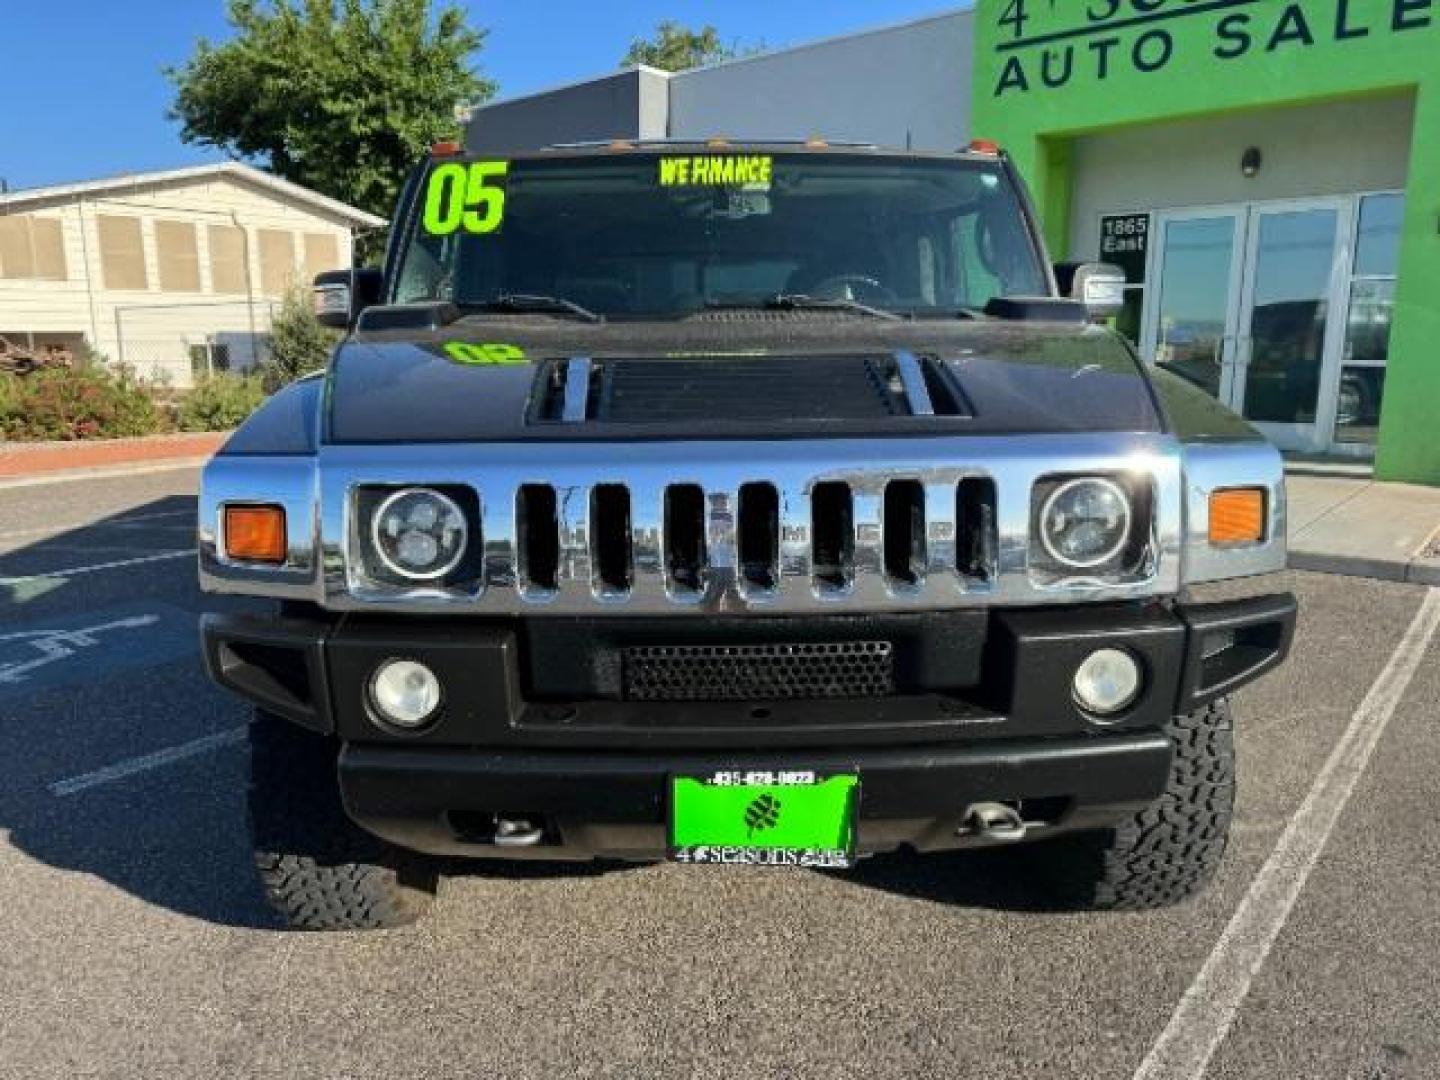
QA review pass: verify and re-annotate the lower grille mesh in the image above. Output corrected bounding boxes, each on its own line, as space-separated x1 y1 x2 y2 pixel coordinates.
623 641 894 702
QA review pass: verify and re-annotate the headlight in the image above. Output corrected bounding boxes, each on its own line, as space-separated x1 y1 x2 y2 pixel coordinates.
1038 477 1132 569
370 487 469 581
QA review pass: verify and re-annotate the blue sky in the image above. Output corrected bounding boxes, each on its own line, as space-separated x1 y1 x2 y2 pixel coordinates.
0 1 957 192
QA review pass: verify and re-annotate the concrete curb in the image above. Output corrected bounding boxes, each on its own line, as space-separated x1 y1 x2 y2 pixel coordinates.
0 432 227 480
1290 549 1440 586
0 458 213 491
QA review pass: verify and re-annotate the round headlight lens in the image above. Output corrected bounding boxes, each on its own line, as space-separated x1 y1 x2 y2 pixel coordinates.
1073 648 1142 717
370 659 442 728
1039 477 1132 569
371 488 468 581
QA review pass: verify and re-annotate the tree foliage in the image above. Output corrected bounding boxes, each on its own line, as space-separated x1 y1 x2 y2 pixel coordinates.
178 373 268 431
621 21 756 72
263 289 339 391
168 0 494 221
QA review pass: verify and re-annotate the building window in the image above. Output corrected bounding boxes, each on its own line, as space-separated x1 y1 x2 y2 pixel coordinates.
0 215 67 281
97 215 148 291
155 220 201 293
258 229 296 296
189 342 232 377
303 232 340 283
1335 193 1403 446
209 224 248 295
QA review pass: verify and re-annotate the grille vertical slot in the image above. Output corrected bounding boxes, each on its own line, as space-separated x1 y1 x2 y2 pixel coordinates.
811 482 854 593
883 480 926 587
590 484 632 597
664 484 707 596
737 482 780 594
957 477 998 586
516 484 560 594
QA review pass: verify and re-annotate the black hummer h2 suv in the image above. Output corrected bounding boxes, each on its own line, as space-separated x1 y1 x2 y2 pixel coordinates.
198 141 1295 929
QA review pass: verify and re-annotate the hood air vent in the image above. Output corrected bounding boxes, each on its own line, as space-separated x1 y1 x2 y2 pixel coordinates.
531 354 968 425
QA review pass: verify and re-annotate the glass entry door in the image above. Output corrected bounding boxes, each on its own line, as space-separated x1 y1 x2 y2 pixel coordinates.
1144 199 1352 452
1144 210 1246 403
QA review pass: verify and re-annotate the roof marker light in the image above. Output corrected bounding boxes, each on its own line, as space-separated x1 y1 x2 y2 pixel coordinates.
430 141 462 157
968 139 1002 155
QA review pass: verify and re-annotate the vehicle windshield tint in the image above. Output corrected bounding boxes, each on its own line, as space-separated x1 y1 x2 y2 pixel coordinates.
394 153 1047 317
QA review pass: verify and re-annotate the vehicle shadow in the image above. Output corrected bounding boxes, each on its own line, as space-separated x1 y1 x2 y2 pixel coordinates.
834 843 1085 914
0 493 1085 929
0 493 283 930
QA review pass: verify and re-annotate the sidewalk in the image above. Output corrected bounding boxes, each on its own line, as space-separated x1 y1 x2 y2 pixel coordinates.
1287 472 1440 584
0 432 226 482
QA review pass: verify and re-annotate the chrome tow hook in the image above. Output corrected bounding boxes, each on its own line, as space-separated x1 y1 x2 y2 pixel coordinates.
492 817 545 847
959 802 1029 842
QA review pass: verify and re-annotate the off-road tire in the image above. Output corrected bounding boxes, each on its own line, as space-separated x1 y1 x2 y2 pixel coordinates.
1040 699 1236 910
248 710 438 930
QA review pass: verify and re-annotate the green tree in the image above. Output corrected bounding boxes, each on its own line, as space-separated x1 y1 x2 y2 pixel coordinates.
168 0 494 223
263 289 339 391
620 21 757 72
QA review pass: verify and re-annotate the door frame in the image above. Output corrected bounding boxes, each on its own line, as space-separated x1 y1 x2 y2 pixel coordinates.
1140 204 1248 409
1232 196 1354 453
1138 195 1367 454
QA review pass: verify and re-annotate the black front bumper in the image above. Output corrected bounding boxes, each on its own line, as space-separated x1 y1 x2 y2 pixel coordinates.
201 593 1295 859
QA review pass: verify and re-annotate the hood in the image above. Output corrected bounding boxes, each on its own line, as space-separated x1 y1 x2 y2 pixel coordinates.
323 316 1164 444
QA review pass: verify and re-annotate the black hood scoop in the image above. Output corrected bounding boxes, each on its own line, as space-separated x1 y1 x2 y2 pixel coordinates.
532 354 967 425
325 322 1164 444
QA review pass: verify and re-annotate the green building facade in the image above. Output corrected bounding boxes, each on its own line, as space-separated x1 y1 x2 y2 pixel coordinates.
972 0 1440 479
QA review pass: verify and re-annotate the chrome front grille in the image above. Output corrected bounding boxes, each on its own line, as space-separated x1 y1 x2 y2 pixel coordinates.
490 475 998 610
197 433 1188 613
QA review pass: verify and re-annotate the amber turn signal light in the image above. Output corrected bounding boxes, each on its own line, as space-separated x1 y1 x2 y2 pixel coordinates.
1209 488 1265 545
224 505 287 563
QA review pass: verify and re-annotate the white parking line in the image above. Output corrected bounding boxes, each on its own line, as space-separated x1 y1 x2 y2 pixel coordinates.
49 725 249 797
0 549 195 584
1133 587 1440 1080
0 509 193 541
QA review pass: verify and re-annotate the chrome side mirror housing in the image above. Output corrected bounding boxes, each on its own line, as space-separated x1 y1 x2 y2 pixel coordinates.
1067 262 1127 322
313 268 384 330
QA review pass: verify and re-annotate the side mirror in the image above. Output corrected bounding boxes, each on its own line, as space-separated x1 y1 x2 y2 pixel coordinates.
1065 262 1127 322
313 268 384 330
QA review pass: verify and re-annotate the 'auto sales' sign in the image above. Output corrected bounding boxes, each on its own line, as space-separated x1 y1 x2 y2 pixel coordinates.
992 0 1434 96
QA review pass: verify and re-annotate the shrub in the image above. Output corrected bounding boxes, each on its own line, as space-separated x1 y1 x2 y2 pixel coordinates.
263 288 338 392
0 365 165 440
177 372 268 432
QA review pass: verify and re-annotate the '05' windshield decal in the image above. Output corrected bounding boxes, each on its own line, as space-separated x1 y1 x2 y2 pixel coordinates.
422 161 509 236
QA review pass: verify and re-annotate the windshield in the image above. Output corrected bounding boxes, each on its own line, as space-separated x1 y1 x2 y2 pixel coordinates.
394 152 1048 318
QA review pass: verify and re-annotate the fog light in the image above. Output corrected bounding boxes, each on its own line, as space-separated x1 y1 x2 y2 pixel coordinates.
1073 648 1141 717
369 659 441 729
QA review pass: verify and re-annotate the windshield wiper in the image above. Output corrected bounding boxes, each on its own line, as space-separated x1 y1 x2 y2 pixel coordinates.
706 293 902 321
477 293 603 323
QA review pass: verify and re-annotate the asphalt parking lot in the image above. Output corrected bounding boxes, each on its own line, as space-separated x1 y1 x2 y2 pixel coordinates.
1 467 1436 1080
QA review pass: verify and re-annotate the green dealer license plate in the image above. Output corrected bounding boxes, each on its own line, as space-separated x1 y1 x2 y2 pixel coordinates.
668 770 859 869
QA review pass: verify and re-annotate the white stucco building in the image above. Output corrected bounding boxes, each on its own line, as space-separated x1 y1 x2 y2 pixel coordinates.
0 162 383 386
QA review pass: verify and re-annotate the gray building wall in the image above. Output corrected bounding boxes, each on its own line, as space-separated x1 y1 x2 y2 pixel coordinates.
465 67 672 153
669 12 973 150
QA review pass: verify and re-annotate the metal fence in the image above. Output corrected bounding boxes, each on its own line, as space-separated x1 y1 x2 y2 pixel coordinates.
111 299 280 388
